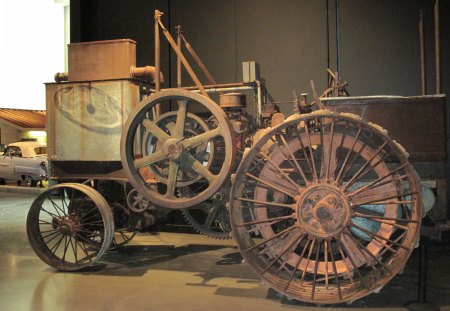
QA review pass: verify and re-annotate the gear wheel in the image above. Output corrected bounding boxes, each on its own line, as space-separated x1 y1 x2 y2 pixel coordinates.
181 198 231 240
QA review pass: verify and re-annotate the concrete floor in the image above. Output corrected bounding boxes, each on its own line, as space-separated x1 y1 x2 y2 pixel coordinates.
1 190 450 311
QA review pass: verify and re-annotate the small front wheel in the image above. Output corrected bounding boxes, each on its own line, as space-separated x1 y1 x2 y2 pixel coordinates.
27 183 114 271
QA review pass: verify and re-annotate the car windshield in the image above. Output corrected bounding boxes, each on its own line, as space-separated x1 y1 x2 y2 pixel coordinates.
34 147 47 156
4 146 22 157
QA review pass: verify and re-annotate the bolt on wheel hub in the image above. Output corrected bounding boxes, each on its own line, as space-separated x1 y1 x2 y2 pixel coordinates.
162 138 184 161
297 184 350 239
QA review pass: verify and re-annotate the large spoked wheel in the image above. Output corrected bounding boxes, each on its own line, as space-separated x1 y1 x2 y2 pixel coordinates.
230 111 421 304
27 183 114 271
121 89 236 209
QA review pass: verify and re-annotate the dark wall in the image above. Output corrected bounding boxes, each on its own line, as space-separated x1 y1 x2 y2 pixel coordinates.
71 0 449 114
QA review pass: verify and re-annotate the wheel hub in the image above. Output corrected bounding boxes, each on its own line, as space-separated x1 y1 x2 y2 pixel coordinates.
54 217 79 236
162 138 184 161
297 184 350 239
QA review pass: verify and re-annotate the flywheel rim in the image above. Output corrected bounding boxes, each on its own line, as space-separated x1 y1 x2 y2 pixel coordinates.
121 89 236 209
229 110 421 304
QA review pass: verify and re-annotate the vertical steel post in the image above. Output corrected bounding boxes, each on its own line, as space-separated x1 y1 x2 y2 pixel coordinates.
434 0 441 94
176 25 182 88
154 10 162 115
419 10 426 95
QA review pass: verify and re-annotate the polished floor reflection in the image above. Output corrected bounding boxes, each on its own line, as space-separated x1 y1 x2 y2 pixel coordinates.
1 191 450 311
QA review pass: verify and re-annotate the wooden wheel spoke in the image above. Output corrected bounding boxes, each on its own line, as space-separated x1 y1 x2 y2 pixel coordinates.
134 150 166 169
143 119 171 143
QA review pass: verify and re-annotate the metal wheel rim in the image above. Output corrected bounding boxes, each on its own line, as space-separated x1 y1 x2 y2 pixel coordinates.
121 89 236 209
27 183 114 271
230 111 421 304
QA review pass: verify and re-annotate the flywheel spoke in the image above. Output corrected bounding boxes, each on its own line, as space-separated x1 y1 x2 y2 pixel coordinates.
142 119 171 142
165 161 180 197
173 100 188 138
183 127 221 149
134 150 166 168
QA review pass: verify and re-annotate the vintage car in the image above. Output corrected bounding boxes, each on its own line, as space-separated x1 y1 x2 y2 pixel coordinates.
0 141 48 187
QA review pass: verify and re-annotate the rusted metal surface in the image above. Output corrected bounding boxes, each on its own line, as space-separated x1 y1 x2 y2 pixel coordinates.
68 39 136 81
322 95 447 162
45 79 140 164
230 111 421 304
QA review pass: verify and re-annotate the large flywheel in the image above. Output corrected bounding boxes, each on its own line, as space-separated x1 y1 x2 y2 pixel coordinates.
121 89 236 209
229 111 421 304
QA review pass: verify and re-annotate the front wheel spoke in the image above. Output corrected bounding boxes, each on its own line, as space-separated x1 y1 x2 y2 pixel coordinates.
49 234 65 254
142 119 171 143
134 150 166 169
184 127 221 149
61 236 70 263
47 196 66 217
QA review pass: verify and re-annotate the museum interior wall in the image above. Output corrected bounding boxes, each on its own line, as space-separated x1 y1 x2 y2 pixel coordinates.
70 0 449 115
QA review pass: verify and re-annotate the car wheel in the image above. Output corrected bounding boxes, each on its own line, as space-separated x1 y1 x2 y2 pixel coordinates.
24 176 37 187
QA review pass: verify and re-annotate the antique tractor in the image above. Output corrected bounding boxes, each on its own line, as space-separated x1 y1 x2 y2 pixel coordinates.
26 10 444 304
